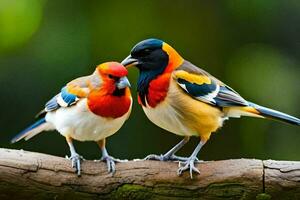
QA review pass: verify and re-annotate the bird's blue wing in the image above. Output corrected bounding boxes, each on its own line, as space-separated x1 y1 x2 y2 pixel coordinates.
44 86 79 112
59 86 79 106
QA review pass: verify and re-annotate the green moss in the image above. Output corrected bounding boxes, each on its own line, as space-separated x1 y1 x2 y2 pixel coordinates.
256 193 271 200
110 184 153 200
153 186 196 197
109 183 270 200
206 182 246 197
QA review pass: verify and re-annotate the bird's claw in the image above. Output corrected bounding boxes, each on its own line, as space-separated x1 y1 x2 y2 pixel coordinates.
67 154 83 176
100 156 125 174
144 154 165 161
172 155 201 162
177 157 200 179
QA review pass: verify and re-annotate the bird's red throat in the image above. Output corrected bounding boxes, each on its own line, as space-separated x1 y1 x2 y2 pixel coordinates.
139 43 184 108
88 87 131 118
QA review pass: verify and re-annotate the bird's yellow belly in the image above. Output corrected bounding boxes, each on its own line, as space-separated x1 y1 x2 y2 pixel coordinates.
143 100 197 136
143 80 223 140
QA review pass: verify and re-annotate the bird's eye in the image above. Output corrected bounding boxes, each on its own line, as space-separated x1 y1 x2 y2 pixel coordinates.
136 48 151 57
108 74 119 81
132 47 153 57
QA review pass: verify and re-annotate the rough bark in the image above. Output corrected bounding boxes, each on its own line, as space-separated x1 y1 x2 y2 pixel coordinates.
0 148 299 200
263 160 300 200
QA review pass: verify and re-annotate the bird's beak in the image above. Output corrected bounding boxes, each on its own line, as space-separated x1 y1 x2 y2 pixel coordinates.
116 77 131 89
121 55 139 68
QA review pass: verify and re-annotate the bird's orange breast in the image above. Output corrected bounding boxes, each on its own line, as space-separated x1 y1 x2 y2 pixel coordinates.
87 88 131 118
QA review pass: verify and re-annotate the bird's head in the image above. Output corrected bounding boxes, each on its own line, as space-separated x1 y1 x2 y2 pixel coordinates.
88 62 132 118
121 38 184 72
97 62 131 94
121 39 184 106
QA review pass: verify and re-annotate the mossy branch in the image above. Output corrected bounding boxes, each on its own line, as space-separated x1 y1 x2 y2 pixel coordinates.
0 148 299 200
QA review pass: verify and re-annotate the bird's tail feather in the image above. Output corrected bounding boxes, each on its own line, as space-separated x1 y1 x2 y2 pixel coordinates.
225 102 300 126
247 102 300 126
11 118 51 143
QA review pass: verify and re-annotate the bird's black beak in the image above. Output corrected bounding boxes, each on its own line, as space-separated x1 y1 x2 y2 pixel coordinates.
116 77 131 89
121 55 139 68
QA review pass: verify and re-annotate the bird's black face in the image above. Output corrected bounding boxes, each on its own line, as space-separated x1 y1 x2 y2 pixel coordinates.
122 38 169 71
121 39 170 105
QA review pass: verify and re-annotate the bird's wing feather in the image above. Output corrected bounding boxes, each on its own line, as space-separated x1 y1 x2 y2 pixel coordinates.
43 86 81 112
41 74 98 114
173 60 248 107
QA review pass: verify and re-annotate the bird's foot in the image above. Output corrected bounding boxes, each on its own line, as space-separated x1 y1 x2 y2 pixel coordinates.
177 156 201 179
100 155 127 174
144 154 200 162
67 153 84 176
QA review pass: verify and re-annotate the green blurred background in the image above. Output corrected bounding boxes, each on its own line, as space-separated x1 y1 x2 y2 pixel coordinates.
1 0 299 161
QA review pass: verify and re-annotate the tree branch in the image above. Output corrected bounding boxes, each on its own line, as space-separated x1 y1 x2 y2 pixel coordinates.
0 148 299 200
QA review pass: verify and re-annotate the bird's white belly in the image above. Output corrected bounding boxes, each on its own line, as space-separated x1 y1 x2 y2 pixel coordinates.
142 100 197 137
46 99 130 141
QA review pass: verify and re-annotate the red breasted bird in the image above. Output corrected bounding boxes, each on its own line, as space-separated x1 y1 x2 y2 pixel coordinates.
11 62 132 176
122 38 300 178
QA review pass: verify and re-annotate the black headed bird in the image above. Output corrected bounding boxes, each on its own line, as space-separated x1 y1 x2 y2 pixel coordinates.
121 38 300 178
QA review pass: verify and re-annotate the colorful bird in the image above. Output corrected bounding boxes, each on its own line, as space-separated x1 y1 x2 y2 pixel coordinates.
121 38 300 178
11 62 132 176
